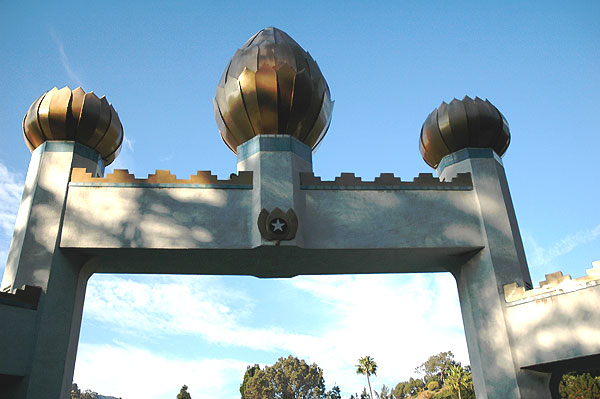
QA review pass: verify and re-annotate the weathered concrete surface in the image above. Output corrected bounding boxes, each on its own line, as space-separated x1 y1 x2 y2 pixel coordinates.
505 268 600 369
0 303 37 376
440 151 548 398
2 139 599 399
0 143 96 399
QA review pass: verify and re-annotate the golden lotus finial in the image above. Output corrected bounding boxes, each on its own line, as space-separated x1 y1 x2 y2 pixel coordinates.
23 86 124 166
420 96 510 168
214 27 334 153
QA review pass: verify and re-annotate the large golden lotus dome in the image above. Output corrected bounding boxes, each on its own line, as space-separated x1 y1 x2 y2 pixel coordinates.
214 27 334 153
23 86 123 166
419 96 510 168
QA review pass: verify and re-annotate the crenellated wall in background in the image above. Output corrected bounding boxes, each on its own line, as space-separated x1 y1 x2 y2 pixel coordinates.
503 262 600 370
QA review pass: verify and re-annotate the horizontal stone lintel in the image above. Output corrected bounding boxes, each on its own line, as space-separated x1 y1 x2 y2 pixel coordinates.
504 261 600 305
300 172 472 190
71 168 253 188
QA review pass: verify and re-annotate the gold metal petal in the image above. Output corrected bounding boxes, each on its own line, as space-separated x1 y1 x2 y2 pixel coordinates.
102 151 117 166
436 102 451 146
213 97 227 135
493 108 510 155
95 104 122 157
47 86 73 140
239 67 263 135
285 68 312 138
273 30 296 70
304 95 333 148
312 100 334 150
213 98 240 152
216 85 245 144
23 93 46 147
275 64 295 134
218 60 232 88
419 134 438 168
229 46 259 78
422 108 449 165
257 29 277 69
224 77 256 142
297 77 324 142
37 87 58 139
76 92 102 144
473 98 499 147
23 130 35 151
87 95 111 148
70 87 85 135
445 98 469 152
303 92 326 147
462 96 480 147
255 64 278 134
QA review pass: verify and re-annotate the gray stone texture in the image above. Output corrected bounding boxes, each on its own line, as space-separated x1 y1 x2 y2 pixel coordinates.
1 139 598 398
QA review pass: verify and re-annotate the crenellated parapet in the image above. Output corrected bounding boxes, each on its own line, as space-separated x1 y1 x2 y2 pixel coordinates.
70 168 253 188
299 172 472 190
504 261 600 305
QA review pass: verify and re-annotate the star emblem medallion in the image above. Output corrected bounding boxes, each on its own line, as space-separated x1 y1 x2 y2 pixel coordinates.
270 218 287 234
257 208 298 241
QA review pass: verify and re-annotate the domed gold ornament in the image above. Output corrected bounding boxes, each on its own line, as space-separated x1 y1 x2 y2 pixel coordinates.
214 27 334 153
23 86 124 166
419 96 510 168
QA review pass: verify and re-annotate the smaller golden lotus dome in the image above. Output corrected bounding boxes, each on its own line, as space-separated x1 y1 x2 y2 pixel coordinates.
214 27 334 153
23 86 124 166
419 96 510 168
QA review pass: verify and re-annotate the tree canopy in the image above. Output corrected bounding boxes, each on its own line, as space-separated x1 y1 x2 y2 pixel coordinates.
445 365 471 399
559 371 600 398
356 356 377 399
414 351 457 385
177 384 192 399
240 355 340 399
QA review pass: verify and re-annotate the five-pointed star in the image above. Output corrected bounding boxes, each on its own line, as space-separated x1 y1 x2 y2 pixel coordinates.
271 219 286 232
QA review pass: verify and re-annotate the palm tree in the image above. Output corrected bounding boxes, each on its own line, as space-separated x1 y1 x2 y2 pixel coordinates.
356 356 377 399
446 365 470 399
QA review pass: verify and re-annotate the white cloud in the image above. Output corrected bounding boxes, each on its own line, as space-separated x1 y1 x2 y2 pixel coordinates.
524 224 600 271
74 342 247 399
49 27 84 87
285 274 468 394
0 162 24 270
80 273 468 397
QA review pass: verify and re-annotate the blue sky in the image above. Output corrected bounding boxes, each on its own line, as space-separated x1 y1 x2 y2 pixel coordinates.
1 1 599 398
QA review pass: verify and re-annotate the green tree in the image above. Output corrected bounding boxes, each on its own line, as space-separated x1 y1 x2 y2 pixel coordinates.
445 365 471 399
80 390 99 399
426 380 440 391
326 385 342 399
240 364 261 398
356 356 377 399
177 384 192 399
393 377 424 398
240 355 328 399
415 352 457 385
377 384 392 399
71 383 81 399
559 372 600 398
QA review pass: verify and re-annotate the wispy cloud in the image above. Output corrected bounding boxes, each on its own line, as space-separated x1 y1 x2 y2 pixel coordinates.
74 342 248 399
0 162 24 271
0 163 24 236
49 27 84 87
80 273 468 398
524 224 600 270
105 136 135 172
